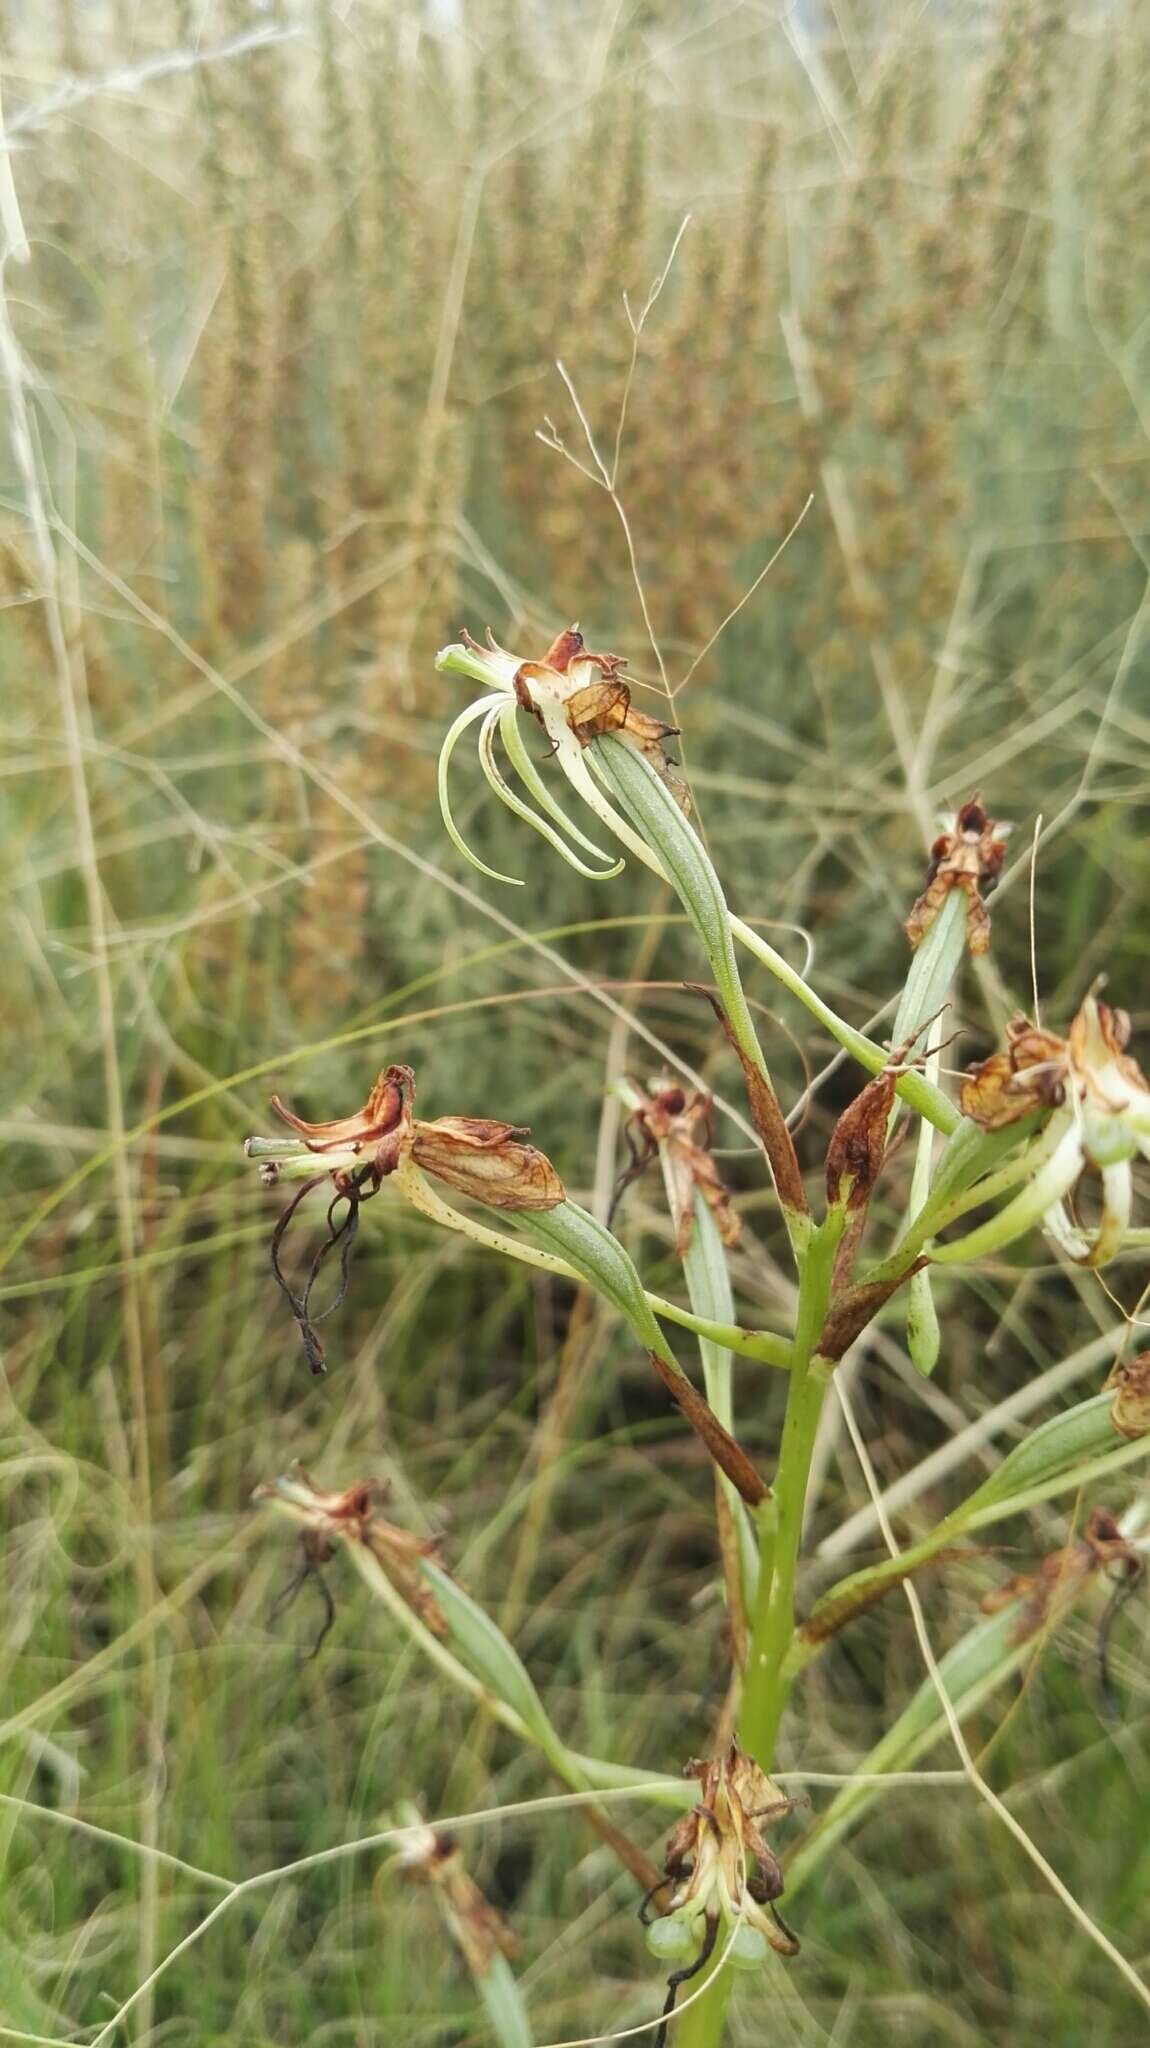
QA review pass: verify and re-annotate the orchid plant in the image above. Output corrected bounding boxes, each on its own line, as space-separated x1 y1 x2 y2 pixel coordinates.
245 625 1150 2047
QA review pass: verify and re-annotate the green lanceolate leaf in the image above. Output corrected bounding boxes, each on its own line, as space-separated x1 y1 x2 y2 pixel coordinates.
478 1954 535 2048
522 1201 770 1510
789 1391 1148 1673
420 1559 560 1759
682 1192 760 1599
960 1391 1134 1521
522 1199 665 1348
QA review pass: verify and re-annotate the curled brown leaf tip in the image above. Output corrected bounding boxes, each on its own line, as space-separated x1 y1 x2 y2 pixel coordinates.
905 792 1011 955
612 1079 740 1257
1106 1352 1150 1441
399 1822 519 1976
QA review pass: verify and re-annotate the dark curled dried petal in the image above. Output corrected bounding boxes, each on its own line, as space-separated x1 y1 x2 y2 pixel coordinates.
268 1532 338 1660
607 1118 658 1233
269 1168 371 1376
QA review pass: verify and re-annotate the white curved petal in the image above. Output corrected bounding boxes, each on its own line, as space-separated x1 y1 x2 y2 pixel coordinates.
437 694 524 886
498 702 624 866
534 710 664 875
1043 1161 1133 1268
478 705 624 880
929 1120 1083 1265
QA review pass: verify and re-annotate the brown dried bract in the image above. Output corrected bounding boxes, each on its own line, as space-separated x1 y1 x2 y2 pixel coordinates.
825 1065 898 1212
905 793 1011 955
691 987 808 1221
980 1506 1141 1644
400 1824 519 1977
1106 1352 1150 1441
647 1350 768 1508
615 1081 740 1258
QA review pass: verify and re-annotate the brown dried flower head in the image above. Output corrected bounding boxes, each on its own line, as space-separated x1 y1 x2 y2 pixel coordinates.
959 1012 1071 1130
614 1079 740 1258
398 1821 519 1977
254 1467 448 1636
270 1063 566 1211
980 1505 1141 1647
960 996 1150 1268
905 793 1012 955
511 625 684 799
644 1742 799 1969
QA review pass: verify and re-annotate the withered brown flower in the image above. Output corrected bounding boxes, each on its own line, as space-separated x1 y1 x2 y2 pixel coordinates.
959 996 1150 1268
958 1012 1071 1129
250 1066 566 1372
611 1080 741 1258
1105 1352 1150 1442
271 1063 566 1211
255 1468 448 1637
398 1821 519 1977
510 625 685 802
905 793 1011 955
979 1506 1143 1714
642 1743 799 2008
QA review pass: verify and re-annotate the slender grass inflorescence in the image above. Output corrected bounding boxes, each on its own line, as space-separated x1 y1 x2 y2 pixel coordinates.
236 616 1150 2044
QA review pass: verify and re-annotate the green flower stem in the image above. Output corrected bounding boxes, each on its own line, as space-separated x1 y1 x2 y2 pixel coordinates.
928 1121 1082 1265
645 1293 792 1369
738 1216 844 1764
674 1951 735 2048
728 915 958 1135
863 1116 1070 1291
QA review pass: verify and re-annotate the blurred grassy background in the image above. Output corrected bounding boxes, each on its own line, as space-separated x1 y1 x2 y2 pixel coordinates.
2 0 1150 2041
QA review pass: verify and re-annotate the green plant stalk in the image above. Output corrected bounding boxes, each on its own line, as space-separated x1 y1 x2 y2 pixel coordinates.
890 890 968 1375
673 1949 735 2048
738 1215 844 1763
